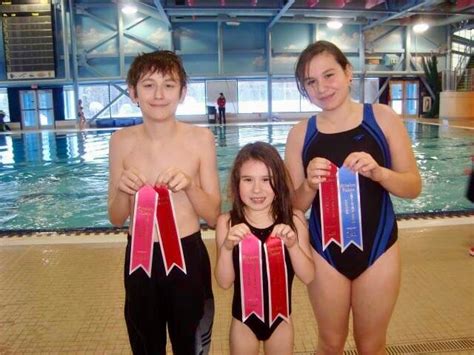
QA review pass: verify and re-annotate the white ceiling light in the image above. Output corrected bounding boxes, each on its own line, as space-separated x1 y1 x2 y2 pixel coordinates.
225 21 240 26
327 20 343 30
122 5 137 15
413 23 429 33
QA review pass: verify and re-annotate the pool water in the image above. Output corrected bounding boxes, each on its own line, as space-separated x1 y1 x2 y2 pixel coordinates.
0 122 472 231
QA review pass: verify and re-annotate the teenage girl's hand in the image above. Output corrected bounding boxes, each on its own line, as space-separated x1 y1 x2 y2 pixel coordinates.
156 167 192 192
119 167 147 195
344 151 387 182
271 224 297 249
223 223 251 251
306 157 332 190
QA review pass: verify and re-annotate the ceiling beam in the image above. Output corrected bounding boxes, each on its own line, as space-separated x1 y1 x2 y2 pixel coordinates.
363 0 439 31
268 0 296 30
152 0 172 30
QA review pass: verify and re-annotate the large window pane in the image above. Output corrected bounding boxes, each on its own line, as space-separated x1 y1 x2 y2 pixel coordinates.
272 80 300 112
406 82 418 99
79 85 111 119
238 80 268 113
177 82 206 115
110 85 139 118
0 88 10 122
63 86 76 120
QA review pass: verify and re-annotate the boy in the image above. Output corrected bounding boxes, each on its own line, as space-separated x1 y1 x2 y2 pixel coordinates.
108 51 220 354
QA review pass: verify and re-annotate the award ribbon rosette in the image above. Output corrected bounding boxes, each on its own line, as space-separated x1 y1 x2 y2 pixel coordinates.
129 185 187 277
319 162 363 252
264 236 290 325
239 233 290 325
239 234 265 322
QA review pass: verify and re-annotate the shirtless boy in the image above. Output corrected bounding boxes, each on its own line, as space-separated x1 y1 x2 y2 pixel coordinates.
108 50 220 355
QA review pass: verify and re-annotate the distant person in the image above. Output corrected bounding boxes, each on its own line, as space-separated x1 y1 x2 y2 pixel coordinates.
285 40 421 354
217 92 226 124
215 142 314 355
0 110 10 132
78 100 87 129
108 50 221 354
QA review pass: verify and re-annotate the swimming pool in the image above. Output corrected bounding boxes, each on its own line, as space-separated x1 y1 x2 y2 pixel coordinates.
0 122 472 231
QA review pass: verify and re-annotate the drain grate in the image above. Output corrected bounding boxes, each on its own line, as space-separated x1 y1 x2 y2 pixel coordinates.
342 338 474 354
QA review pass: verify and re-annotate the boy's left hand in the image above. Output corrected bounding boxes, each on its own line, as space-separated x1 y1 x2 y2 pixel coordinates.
271 224 297 249
156 167 192 192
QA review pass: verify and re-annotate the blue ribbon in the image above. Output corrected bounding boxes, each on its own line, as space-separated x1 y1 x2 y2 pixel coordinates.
338 167 363 251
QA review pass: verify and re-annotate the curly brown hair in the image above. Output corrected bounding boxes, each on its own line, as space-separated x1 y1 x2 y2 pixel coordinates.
126 50 188 95
228 142 296 232
295 40 351 99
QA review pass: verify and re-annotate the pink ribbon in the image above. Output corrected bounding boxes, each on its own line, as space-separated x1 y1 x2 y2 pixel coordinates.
264 236 289 325
155 186 187 275
130 185 158 277
239 234 264 322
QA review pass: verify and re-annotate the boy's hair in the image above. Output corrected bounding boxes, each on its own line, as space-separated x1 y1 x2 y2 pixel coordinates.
295 40 351 99
127 50 188 93
228 141 296 232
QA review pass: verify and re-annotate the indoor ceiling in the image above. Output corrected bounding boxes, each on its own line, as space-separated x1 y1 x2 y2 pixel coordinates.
131 0 473 29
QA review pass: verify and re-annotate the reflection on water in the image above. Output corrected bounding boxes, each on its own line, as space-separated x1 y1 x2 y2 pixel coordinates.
0 122 472 230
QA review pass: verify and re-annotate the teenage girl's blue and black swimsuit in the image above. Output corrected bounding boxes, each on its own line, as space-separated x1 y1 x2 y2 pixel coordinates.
302 104 398 280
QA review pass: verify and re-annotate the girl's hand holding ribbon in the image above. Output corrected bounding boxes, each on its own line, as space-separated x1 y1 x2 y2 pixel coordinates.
271 224 297 249
223 223 250 251
306 157 332 190
343 151 387 182
119 167 147 195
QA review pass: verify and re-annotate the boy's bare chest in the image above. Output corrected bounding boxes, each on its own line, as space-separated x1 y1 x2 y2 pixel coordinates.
124 143 198 182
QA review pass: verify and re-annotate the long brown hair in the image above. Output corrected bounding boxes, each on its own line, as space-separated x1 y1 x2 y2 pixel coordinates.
295 40 351 99
228 142 296 232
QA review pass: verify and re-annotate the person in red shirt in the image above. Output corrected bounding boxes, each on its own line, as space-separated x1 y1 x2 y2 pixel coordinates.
217 93 226 124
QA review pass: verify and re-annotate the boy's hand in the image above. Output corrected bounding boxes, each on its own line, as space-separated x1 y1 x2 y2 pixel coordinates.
223 223 250 251
306 157 331 190
119 168 146 195
156 167 192 192
343 152 387 182
271 224 297 248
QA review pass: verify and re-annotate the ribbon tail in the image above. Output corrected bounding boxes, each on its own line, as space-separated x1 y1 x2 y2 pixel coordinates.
319 162 342 250
155 186 187 276
129 186 158 277
240 234 264 322
265 236 289 326
339 168 364 252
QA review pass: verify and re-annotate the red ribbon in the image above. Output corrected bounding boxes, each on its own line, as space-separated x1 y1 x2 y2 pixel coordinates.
240 234 264 322
130 185 158 277
264 236 289 325
319 162 342 250
155 186 187 275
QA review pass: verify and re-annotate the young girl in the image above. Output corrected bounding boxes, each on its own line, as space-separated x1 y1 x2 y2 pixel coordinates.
285 40 421 354
215 141 314 355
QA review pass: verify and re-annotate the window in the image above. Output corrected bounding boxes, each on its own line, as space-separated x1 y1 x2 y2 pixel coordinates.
63 86 76 120
177 82 206 115
79 85 111 119
110 85 140 118
0 88 10 122
238 80 268 113
272 79 300 112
